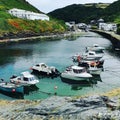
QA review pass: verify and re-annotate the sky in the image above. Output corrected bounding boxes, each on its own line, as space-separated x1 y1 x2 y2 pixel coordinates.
26 0 117 13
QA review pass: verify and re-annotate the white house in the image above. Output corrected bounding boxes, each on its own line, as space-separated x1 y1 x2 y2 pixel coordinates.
99 23 117 32
8 8 49 21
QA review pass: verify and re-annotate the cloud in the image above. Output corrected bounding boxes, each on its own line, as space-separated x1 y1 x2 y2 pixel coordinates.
26 0 116 13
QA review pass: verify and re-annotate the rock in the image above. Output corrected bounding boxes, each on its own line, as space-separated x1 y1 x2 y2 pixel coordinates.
0 95 120 120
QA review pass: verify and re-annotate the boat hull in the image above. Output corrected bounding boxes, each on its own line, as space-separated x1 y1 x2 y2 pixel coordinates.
88 69 103 75
0 83 24 94
61 73 92 81
32 69 60 77
10 78 39 86
61 77 91 84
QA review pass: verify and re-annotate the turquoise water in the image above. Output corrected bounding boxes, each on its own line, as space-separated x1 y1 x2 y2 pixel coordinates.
0 32 120 100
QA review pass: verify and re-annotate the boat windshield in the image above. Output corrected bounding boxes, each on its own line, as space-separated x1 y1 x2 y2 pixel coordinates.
73 69 85 74
24 77 29 81
29 77 35 81
24 77 35 81
95 50 104 54
89 52 95 55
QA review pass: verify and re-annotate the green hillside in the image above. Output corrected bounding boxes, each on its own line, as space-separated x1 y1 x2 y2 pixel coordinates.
48 3 106 23
0 0 66 39
103 0 120 22
0 0 40 12
48 0 120 24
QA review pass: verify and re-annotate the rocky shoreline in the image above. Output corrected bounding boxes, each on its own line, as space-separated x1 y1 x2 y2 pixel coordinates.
0 31 83 44
0 94 120 120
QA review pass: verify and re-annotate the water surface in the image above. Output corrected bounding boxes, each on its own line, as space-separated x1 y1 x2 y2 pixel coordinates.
0 32 120 100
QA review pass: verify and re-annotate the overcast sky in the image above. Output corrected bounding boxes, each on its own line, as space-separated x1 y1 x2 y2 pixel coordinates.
26 0 117 13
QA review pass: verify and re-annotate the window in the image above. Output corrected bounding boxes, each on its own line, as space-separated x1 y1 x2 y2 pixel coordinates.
23 77 28 81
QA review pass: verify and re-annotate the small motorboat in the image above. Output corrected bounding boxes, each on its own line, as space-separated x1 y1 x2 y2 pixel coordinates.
0 80 24 95
86 44 105 52
10 71 39 86
31 63 60 77
82 50 104 60
78 59 104 75
87 65 103 75
61 65 92 82
78 58 104 68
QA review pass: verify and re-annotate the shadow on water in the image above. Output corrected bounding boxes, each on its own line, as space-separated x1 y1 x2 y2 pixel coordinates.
66 36 80 41
106 45 120 58
61 75 102 91
24 85 39 95
0 91 24 99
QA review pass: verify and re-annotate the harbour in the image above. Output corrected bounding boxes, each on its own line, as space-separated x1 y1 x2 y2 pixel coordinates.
0 31 120 100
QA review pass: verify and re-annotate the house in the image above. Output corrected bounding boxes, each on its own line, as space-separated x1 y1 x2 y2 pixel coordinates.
76 23 88 31
99 23 117 32
65 21 77 31
8 8 49 21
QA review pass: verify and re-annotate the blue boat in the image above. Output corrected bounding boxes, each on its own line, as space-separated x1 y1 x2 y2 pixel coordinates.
0 82 24 95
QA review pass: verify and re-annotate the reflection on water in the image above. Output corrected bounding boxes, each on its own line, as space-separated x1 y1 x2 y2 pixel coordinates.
61 75 102 91
0 48 32 66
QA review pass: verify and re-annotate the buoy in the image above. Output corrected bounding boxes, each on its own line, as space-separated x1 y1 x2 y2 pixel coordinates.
12 89 16 92
54 86 58 89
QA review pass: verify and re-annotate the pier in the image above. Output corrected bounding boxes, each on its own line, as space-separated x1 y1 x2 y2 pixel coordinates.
91 30 120 49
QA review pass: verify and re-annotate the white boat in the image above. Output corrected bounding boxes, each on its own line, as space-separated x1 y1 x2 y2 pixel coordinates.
86 44 105 52
10 71 39 86
31 63 60 77
61 65 92 82
78 59 104 75
78 58 104 68
82 50 104 60
88 65 103 75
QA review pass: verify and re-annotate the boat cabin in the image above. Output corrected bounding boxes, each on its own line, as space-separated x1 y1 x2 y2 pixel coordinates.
21 71 36 82
71 66 86 74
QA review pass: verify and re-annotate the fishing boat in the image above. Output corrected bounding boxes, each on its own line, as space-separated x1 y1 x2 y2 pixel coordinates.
31 63 60 77
61 65 92 83
0 80 24 95
10 71 39 86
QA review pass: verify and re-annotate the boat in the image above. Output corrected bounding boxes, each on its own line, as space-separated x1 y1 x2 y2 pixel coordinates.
61 65 92 83
0 80 24 95
87 64 103 75
78 59 104 75
78 58 104 68
86 44 105 52
31 63 60 77
72 53 104 68
10 71 39 86
72 53 82 62
82 50 104 60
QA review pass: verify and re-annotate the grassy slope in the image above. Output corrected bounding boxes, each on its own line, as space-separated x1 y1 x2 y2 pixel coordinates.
0 0 66 38
0 0 40 12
